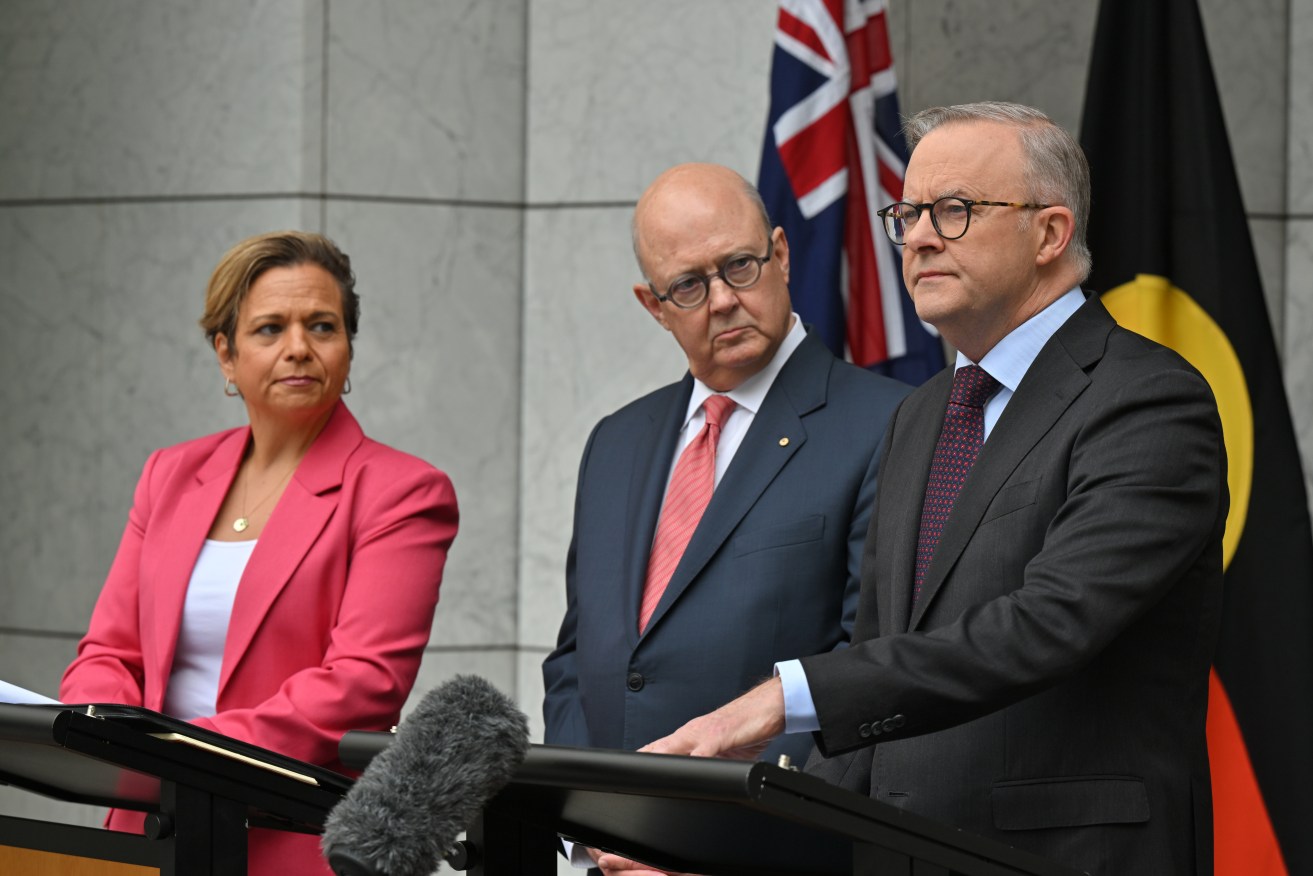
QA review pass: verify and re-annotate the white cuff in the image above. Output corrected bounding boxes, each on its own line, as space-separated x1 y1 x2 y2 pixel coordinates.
563 838 596 869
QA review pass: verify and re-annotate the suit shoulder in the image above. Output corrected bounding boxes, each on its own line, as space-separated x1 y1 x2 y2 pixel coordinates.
1063 325 1222 437
590 379 687 433
828 357 915 399
1102 323 1211 384
119 425 246 504
335 437 459 530
155 424 244 458
146 425 245 474
821 359 915 432
351 435 452 486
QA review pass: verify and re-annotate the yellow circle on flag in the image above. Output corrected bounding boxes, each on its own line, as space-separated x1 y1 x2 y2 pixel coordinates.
1103 274 1251 570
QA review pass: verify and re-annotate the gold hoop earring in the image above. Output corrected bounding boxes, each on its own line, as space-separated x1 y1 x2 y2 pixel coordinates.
224 379 240 398
342 377 352 396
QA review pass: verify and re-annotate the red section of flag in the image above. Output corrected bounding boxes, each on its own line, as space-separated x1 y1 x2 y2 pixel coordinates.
776 102 848 196
1207 672 1287 874
843 124 886 365
843 6 891 83
779 9 831 64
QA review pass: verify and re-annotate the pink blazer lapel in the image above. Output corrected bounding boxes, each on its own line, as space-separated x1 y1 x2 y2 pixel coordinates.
147 428 249 706
218 404 363 691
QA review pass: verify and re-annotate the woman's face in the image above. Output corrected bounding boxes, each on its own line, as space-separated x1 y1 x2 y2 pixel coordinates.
215 263 351 424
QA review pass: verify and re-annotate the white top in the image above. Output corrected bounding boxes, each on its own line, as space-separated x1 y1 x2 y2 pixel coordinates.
162 538 256 721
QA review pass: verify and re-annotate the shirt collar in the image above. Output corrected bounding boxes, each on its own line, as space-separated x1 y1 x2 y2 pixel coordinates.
956 287 1085 391
685 313 805 426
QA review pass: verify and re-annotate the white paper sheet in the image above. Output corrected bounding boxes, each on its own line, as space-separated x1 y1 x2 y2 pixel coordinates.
0 679 61 705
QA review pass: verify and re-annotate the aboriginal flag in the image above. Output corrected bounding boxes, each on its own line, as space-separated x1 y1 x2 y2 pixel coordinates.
1080 0 1313 872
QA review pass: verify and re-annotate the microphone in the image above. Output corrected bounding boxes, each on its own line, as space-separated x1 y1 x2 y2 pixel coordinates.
321 675 530 876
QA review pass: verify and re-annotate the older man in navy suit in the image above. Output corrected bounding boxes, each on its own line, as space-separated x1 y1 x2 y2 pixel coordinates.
541 163 910 867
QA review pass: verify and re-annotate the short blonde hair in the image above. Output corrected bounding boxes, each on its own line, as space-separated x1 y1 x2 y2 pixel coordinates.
200 230 359 352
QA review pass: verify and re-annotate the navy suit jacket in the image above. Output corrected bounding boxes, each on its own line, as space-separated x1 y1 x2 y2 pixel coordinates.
802 296 1227 875
543 331 910 765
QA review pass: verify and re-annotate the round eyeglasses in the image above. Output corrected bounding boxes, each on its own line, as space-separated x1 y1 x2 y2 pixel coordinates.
876 197 1050 246
650 240 774 309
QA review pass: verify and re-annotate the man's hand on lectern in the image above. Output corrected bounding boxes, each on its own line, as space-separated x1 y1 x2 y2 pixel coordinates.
640 677 786 760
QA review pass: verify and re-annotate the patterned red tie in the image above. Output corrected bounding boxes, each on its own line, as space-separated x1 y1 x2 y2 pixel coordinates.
913 365 1001 603
639 394 737 633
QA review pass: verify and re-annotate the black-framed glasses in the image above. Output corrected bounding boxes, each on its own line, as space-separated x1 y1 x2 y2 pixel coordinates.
876 197 1050 245
650 239 774 309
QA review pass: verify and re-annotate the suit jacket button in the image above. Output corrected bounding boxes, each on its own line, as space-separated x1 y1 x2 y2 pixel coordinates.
871 723 882 737
627 672 645 692
893 714 906 728
858 723 871 738
882 718 897 733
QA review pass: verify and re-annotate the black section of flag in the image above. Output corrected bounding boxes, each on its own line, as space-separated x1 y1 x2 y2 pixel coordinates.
1080 0 1313 872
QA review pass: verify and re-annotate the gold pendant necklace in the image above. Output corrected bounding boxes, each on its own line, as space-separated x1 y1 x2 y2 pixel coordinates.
233 465 295 533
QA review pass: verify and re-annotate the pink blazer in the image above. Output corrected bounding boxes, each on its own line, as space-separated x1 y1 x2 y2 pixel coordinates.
60 402 458 876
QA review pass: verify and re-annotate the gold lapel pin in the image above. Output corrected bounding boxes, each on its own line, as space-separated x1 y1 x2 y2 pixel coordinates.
779 437 790 447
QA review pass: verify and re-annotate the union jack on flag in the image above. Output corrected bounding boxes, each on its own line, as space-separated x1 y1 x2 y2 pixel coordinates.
758 0 944 384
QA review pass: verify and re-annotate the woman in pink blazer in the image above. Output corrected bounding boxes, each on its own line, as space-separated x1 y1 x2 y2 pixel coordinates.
60 231 458 876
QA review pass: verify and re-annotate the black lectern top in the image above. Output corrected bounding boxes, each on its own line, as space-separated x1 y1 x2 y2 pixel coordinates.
340 734 1085 876
0 702 350 832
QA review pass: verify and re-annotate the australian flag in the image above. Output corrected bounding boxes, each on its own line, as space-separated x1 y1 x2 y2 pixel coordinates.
758 0 944 385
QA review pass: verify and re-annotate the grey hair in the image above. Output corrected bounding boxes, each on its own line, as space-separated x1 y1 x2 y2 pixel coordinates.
631 169 774 279
903 101 1092 281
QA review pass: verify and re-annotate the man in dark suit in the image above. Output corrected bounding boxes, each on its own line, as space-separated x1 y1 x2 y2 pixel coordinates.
541 163 910 865
641 105 1227 876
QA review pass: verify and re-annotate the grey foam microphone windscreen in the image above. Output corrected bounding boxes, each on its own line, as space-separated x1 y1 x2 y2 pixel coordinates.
321 675 530 876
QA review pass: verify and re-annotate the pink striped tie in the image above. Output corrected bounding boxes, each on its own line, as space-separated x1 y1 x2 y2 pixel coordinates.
639 394 737 633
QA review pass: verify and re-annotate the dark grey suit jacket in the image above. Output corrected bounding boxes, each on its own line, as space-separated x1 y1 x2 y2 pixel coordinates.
801 295 1227 875
543 331 910 765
